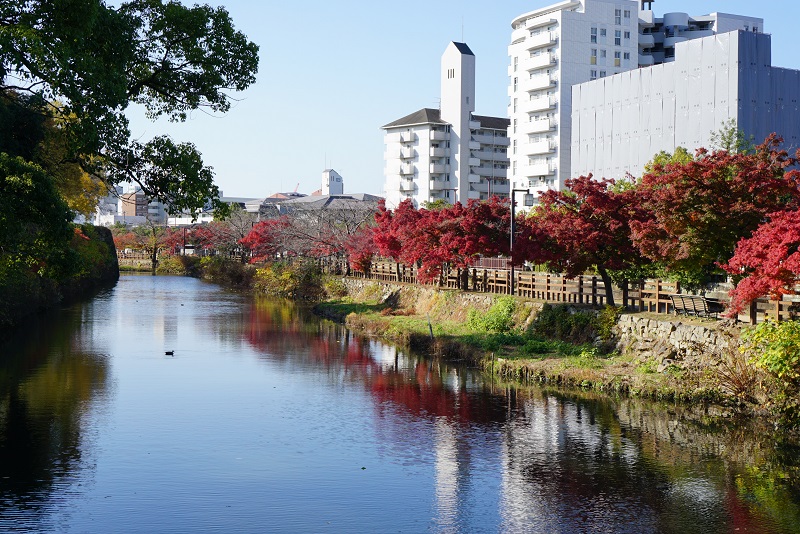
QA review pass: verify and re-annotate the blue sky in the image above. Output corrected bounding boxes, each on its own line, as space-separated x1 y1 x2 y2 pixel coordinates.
125 1 798 199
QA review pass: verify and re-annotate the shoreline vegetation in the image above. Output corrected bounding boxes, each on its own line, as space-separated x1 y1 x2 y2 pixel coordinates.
0 225 119 336
155 256 796 431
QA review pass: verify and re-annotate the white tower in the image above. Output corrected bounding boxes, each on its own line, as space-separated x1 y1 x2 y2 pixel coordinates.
440 42 476 203
322 169 343 195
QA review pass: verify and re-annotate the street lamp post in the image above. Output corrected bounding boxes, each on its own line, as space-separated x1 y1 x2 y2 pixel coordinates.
509 188 531 296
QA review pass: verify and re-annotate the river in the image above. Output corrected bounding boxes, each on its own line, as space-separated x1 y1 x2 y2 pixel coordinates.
0 275 798 533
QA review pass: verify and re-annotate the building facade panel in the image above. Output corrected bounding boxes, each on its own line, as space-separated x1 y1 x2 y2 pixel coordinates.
571 30 800 181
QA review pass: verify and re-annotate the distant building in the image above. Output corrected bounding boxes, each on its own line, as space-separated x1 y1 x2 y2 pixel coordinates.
507 0 763 207
322 169 344 195
571 30 800 180
382 42 510 209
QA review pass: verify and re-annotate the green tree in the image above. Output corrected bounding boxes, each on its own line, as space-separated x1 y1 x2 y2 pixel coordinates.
0 0 259 214
642 146 693 175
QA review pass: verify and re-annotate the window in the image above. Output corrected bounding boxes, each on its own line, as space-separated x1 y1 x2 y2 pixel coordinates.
600 28 607 37
753 26 759 33
624 9 631 19
591 48 597 64
590 27 597 43
513 98 517 112
513 119 517 134
623 52 630 60
624 31 630 40
513 77 518 91
512 140 517 154
615 8 621 25
615 30 621 46
590 69 597 80
513 56 518 72
743 24 749 31
600 70 606 77
600 49 607 58
614 51 621 66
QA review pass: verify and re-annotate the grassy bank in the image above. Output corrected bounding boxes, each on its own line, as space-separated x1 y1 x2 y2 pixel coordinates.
314 278 762 414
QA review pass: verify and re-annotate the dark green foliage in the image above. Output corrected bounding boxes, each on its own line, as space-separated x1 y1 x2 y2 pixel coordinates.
530 303 597 344
0 0 259 213
199 256 254 289
0 153 75 279
253 261 324 300
156 255 201 276
467 297 516 333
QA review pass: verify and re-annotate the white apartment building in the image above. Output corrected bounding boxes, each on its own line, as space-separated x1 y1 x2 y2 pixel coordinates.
507 0 763 206
383 42 510 209
572 30 800 180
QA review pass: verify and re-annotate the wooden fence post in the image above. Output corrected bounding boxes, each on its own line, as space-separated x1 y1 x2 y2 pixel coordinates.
621 280 628 310
591 277 597 306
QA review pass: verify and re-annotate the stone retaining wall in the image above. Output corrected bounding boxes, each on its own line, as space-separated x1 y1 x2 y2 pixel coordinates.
614 314 740 371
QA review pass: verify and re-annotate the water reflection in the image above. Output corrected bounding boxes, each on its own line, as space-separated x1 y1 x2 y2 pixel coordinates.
243 296 800 533
0 303 110 521
0 276 798 533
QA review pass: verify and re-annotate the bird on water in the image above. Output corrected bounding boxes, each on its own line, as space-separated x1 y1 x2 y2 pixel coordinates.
165 350 174 356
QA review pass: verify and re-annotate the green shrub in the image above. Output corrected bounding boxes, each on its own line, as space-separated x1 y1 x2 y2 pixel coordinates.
199 256 254 288
742 320 800 426
468 296 516 333
596 305 623 342
530 303 595 343
157 255 201 276
253 261 324 300
324 277 348 298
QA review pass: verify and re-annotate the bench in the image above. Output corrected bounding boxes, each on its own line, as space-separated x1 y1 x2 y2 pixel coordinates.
669 294 725 318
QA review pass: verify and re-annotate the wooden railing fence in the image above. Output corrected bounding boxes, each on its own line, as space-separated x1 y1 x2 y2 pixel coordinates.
334 260 799 325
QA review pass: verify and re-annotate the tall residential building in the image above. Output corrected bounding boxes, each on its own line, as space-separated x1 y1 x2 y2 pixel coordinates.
507 0 763 206
382 42 510 209
572 30 800 180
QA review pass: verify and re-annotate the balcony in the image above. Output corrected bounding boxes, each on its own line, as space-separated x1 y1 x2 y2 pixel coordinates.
468 173 481 183
519 163 556 177
522 140 556 155
638 34 655 48
468 140 481 150
429 178 451 191
526 31 558 51
468 190 481 200
430 130 448 141
468 120 481 129
526 74 557 91
430 163 450 174
469 157 481 167
399 164 414 176
472 149 507 160
399 132 416 144
472 166 508 178
639 54 654 66
664 35 688 48
400 147 416 159
430 147 449 157
521 95 556 113
472 133 510 146
399 179 414 192
522 53 557 72
520 118 556 135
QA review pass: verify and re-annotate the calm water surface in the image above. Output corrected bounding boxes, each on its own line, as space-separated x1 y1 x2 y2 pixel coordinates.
1 275 799 533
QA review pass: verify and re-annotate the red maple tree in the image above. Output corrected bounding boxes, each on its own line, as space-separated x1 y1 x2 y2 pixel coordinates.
240 217 291 263
513 175 647 306
722 209 800 315
630 135 800 286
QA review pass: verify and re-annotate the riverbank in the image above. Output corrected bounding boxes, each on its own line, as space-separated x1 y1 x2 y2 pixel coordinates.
0 225 119 335
315 277 773 420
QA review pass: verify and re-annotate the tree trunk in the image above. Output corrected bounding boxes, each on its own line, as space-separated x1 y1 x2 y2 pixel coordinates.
150 248 158 275
597 265 615 307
